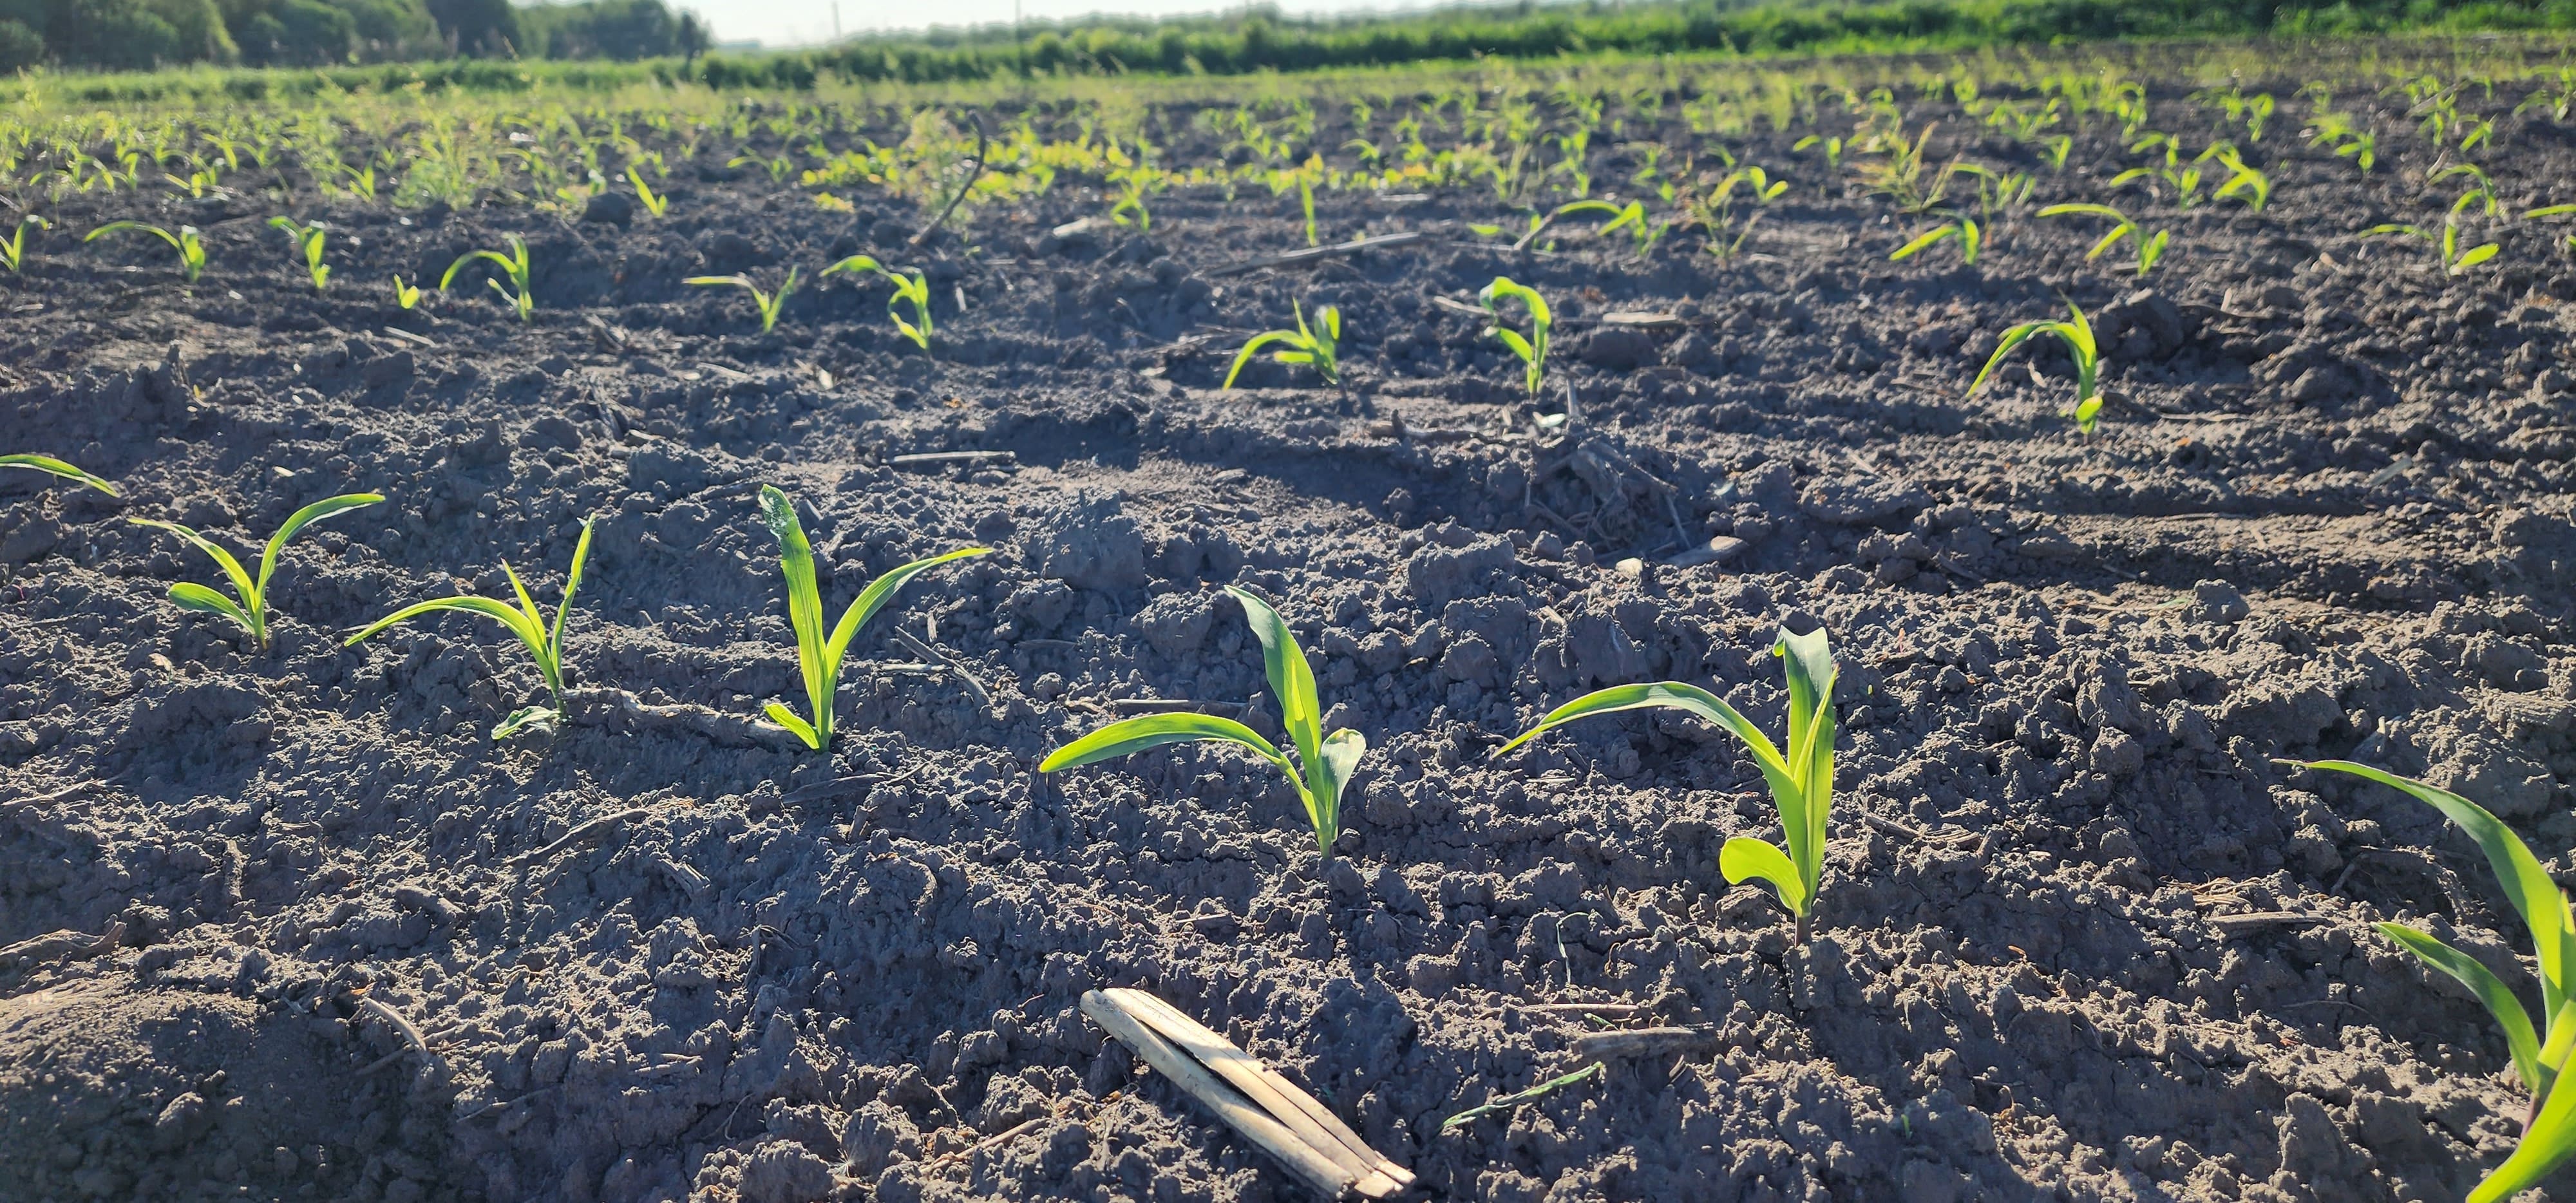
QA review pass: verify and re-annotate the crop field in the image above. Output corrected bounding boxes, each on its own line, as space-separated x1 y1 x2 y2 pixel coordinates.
9 31 2576 1203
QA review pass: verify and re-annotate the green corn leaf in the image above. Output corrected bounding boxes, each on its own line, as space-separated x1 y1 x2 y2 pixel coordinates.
2454 243 2501 272
823 545 992 669
1309 728 1367 853
129 518 257 621
2470 1068 2576 1203
492 705 560 741
2378 922 2543 1094
260 493 381 599
0 454 117 495
2294 760 2573 1018
1967 320 2050 397
553 518 594 655
166 581 252 630
1037 711 1293 776
1889 224 1958 261
759 485 831 734
1225 330 1301 388
1229 585 1324 775
1493 680 1787 773
442 249 514 291
764 703 821 750
1776 627 1839 888
347 595 549 665
1720 836 1808 916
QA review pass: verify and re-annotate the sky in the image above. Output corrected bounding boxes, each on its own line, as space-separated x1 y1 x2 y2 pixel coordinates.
689 0 1419 48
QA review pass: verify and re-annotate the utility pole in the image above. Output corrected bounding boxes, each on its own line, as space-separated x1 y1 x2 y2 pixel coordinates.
832 1 841 42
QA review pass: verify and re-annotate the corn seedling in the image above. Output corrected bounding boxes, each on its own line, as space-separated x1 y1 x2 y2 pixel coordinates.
0 216 45 273
2210 149 2271 212
86 221 205 283
2281 760 2576 1203
755 485 988 751
1479 276 1551 400
346 517 594 740
1969 300 2107 433
1041 587 1366 859
266 216 329 291
627 165 668 218
442 235 535 322
1497 629 1838 943
1506 198 1645 252
822 254 933 352
1891 219 1981 265
2037 202 2168 278
1224 302 1342 390
131 493 381 652
392 276 422 310
0 453 115 494
687 267 800 334
2365 189 2499 276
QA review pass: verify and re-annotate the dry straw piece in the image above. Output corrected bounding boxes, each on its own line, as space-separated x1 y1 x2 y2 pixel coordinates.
1081 987 1412 1200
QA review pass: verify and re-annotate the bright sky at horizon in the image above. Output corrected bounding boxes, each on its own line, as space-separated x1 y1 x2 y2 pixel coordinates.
687 0 1428 48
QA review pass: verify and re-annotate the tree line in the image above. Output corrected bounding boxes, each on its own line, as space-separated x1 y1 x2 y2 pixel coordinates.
0 0 709 72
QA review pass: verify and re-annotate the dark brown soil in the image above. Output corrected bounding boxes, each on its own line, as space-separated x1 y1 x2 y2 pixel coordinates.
6 62 2576 1203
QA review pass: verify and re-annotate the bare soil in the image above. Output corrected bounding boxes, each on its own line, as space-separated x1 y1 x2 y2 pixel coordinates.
6 72 2576 1203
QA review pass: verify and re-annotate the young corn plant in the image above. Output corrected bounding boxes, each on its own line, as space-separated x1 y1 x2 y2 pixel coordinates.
1041 587 1366 860
1496 629 1838 943
267 216 329 291
626 165 668 218
1501 198 1645 252
2280 759 2576 1203
1969 300 2107 433
86 221 206 283
1687 166 1788 260
687 267 800 334
1480 276 1551 400
392 276 422 310
755 486 988 750
2210 148 2271 212
1891 218 1982 266
2037 202 2168 278
1224 302 1341 390
823 254 933 352
2366 189 2499 276
442 235 534 322
346 517 594 740
131 493 382 652
0 453 116 494
0 215 46 273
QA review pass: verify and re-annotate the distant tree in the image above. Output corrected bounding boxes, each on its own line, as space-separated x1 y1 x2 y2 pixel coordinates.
677 7 703 61
424 0 513 55
0 17 39 69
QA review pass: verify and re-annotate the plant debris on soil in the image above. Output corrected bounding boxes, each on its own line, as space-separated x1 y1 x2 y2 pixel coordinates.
8 41 2576 1203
